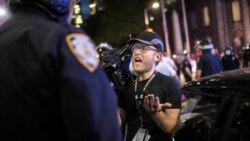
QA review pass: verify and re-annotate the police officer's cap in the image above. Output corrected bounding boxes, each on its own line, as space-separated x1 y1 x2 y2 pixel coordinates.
198 39 214 50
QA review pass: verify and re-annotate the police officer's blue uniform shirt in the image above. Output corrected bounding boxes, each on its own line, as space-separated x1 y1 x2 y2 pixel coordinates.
0 6 121 141
197 53 222 77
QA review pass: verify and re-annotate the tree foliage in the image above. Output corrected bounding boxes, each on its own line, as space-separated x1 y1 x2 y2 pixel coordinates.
85 0 149 47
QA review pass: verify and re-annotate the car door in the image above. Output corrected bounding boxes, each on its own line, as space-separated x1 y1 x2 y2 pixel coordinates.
176 91 230 141
220 97 250 141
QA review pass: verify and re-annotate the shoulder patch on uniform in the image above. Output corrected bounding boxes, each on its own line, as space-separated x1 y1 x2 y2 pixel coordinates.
66 33 99 73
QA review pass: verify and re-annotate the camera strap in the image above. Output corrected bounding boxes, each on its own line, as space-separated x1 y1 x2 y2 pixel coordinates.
134 72 156 127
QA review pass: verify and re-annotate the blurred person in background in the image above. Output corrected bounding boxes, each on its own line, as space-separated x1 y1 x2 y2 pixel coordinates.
211 48 221 58
181 50 192 82
156 52 179 80
242 43 250 68
0 0 121 141
196 39 222 79
221 45 240 71
161 52 178 72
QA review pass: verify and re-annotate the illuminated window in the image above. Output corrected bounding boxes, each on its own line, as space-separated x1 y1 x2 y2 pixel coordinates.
203 6 210 26
232 0 241 22
72 4 84 28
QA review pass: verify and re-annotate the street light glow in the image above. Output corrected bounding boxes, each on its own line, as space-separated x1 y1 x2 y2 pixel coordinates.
149 16 154 21
0 8 6 16
152 2 159 9
89 2 96 8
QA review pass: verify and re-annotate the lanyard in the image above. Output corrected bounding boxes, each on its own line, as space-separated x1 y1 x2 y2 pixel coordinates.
134 73 156 94
134 72 156 127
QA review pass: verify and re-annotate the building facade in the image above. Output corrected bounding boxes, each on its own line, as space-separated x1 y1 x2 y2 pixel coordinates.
185 0 250 54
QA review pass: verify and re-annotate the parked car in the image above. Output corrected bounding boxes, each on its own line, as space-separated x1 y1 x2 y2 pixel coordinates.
175 67 250 141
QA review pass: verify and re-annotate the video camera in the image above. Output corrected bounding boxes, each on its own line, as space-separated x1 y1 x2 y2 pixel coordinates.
99 44 133 93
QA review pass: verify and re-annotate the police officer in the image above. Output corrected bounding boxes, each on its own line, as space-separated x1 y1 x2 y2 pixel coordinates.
0 0 121 141
242 43 250 67
196 39 222 79
181 51 192 82
221 45 240 71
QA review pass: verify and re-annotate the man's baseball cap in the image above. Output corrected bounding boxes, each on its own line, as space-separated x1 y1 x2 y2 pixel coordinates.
128 31 164 52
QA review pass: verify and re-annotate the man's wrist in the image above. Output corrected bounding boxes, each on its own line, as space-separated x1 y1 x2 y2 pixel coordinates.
149 109 161 115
